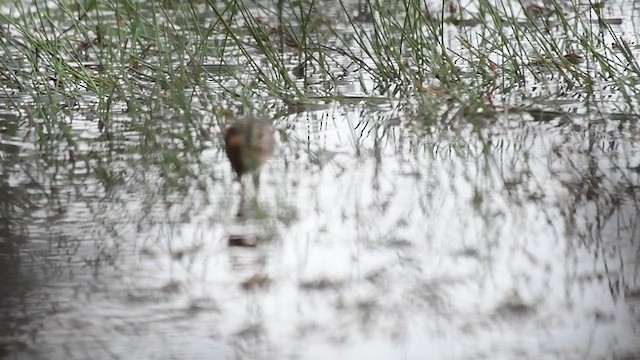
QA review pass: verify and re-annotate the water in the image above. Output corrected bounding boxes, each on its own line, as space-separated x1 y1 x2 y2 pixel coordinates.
1 0 640 358
2 105 639 359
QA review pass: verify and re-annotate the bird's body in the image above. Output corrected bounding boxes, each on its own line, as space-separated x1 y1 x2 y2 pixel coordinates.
224 116 275 183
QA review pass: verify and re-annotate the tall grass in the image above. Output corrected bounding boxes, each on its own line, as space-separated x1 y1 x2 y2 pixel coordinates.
0 0 638 135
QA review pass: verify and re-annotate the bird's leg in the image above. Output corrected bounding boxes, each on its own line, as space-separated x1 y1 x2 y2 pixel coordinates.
236 177 247 219
249 171 261 213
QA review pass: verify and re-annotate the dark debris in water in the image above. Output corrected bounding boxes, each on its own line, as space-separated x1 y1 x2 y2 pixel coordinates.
139 247 157 258
170 245 203 260
526 109 570 123
524 4 555 18
453 247 481 260
385 238 412 248
613 351 640 360
187 297 219 314
240 274 272 291
593 309 615 323
160 280 181 294
493 296 537 319
443 16 484 27
234 323 264 339
125 281 182 303
626 287 640 299
299 278 345 291
588 18 623 25
228 234 259 247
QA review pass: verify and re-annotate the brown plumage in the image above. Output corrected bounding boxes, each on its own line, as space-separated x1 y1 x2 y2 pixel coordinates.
224 116 275 183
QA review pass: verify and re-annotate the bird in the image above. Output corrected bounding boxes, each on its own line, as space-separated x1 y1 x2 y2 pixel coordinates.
224 115 275 189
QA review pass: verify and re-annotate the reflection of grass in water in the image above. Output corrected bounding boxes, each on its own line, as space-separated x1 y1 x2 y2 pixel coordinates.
0 177 29 255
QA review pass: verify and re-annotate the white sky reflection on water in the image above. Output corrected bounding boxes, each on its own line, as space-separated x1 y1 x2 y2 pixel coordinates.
10 104 636 360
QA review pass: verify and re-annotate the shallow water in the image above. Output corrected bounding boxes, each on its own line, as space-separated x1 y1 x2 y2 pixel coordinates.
2 104 639 359
2 0 640 358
